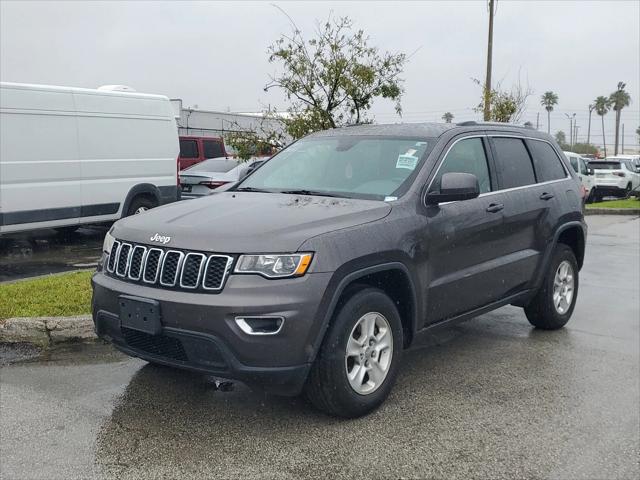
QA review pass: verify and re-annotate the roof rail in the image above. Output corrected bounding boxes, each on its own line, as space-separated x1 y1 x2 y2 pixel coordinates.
456 120 535 129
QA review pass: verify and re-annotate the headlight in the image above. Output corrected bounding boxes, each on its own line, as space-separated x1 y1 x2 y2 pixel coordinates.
102 230 116 254
234 253 313 278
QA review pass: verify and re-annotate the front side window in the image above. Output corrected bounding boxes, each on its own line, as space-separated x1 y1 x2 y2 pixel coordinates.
528 140 567 182
579 158 588 175
237 136 434 200
179 139 199 159
431 137 491 194
491 137 536 189
568 156 579 173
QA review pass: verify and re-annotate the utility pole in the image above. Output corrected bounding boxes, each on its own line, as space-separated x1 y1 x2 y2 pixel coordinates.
565 113 572 148
587 104 594 144
574 125 580 148
483 0 496 121
536 112 539 130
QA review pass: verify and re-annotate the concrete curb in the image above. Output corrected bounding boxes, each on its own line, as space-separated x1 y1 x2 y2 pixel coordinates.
0 315 96 348
585 208 640 215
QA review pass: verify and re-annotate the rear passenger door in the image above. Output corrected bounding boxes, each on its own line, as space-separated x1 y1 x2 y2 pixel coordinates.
488 135 566 294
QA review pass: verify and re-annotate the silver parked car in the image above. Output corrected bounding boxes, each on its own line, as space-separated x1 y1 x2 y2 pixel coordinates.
179 158 266 199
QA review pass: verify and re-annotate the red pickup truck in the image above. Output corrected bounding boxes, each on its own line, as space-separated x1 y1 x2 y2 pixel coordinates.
178 136 227 170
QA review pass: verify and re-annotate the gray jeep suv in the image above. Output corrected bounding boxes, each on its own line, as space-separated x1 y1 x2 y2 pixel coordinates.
92 122 587 417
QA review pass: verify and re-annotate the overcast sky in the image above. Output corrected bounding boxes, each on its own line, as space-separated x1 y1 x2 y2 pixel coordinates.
1 0 639 148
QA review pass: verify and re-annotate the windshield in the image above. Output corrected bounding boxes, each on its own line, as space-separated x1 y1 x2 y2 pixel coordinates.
185 158 238 173
236 136 432 199
591 162 621 170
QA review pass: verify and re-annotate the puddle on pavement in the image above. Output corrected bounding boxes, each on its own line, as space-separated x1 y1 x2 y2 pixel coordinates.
0 226 107 282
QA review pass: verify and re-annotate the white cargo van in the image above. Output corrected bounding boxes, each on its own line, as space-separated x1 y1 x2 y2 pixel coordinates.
0 82 179 235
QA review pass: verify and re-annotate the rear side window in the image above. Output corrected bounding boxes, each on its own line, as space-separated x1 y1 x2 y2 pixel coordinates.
491 137 536 189
528 140 566 182
432 137 491 193
179 139 199 159
203 140 225 159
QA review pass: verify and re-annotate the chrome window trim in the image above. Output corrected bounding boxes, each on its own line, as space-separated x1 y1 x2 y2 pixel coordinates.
127 245 147 281
143 248 165 284
106 240 121 273
424 133 572 207
202 255 234 291
115 243 133 278
159 250 185 287
179 252 207 289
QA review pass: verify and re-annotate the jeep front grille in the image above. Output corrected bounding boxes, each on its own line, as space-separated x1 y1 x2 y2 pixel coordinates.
107 241 233 292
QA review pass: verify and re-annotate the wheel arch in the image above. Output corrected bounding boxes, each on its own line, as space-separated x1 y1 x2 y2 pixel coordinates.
311 262 419 358
121 184 161 217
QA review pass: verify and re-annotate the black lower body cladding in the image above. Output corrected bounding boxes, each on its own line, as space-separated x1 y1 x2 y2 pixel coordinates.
91 270 332 395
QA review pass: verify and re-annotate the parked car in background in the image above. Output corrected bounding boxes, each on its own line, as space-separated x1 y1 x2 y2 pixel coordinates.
590 157 640 201
179 157 265 199
0 82 179 235
178 136 227 170
93 122 586 417
564 151 594 201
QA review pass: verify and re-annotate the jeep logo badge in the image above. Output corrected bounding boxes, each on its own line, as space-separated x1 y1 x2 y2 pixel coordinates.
149 233 171 245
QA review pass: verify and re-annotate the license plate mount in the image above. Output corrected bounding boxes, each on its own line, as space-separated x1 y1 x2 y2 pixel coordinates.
119 295 161 335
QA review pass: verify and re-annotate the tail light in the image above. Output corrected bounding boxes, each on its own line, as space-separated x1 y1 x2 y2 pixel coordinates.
199 180 230 189
580 184 587 200
613 172 626 177
177 158 181 186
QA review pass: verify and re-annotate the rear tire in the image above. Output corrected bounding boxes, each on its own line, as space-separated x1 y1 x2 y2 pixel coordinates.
304 287 403 418
525 244 578 330
126 196 156 217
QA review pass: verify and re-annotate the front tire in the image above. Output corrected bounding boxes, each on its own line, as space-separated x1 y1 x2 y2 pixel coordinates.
125 196 156 217
525 244 578 330
305 287 403 418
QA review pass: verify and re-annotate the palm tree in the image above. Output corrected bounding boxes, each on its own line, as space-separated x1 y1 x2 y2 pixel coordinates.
442 112 454 123
609 82 631 155
540 91 559 133
594 96 611 157
587 104 595 144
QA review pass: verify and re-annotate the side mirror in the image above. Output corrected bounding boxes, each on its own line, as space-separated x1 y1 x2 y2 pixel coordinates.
426 172 480 205
587 168 594 175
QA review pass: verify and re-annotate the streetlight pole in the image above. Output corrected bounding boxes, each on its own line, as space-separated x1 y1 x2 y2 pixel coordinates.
587 104 594 144
483 0 496 121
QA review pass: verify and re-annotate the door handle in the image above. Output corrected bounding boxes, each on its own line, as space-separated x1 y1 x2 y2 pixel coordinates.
486 203 504 213
539 192 554 200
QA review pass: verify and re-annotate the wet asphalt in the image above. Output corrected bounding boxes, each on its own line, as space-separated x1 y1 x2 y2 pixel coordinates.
0 226 106 283
1 215 638 479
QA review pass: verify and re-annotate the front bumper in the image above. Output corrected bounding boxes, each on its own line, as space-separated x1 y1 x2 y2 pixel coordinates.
91 270 332 395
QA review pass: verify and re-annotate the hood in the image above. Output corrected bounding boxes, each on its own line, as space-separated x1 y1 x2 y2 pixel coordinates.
112 192 391 253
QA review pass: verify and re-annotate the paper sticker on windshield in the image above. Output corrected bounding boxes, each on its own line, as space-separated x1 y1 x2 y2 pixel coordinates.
396 150 418 170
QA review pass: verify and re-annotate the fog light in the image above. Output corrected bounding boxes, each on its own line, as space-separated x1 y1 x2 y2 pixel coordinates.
235 316 284 335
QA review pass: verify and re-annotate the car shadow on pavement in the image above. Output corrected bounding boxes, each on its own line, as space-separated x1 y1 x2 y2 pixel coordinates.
93 309 609 480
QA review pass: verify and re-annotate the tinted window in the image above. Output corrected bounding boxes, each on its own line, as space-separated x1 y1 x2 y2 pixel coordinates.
203 140 225 159
492 137 536 189
431 137 491 193
590 162 621 170
179 139 199 159
528 140 566 182
185 158 238 173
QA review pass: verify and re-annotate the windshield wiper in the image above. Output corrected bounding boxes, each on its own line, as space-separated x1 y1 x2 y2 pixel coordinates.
277 189 342 198
233 186 272 193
